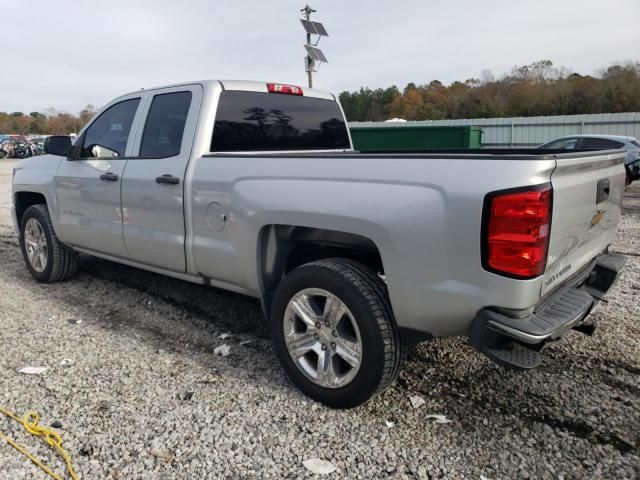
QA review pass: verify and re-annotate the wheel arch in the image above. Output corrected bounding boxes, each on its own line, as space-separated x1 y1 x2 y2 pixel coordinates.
257 225 385 317
14 191 48 227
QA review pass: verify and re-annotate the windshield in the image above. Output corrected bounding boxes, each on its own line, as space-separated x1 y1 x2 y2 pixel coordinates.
211 91 350 152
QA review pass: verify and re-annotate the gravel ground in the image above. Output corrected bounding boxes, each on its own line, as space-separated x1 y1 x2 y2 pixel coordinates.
0 158 638 479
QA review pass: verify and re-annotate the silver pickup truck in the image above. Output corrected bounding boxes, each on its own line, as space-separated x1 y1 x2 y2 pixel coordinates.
11 80 627 408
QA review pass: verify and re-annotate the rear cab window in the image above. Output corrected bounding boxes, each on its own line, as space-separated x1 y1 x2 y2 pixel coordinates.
211 91 350 152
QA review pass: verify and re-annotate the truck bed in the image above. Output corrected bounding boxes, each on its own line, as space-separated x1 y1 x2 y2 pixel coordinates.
193 148 626 337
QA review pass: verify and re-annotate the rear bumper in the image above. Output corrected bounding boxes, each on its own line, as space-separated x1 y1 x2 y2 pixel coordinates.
469 253 627 369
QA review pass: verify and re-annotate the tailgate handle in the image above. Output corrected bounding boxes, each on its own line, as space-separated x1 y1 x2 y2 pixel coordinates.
596 179 609 204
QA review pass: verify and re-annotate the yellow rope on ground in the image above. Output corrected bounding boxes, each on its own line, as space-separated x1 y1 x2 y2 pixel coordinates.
0 406 78 480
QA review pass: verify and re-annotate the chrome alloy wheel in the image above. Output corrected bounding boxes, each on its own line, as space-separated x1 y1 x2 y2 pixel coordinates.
24 218 48 273
283 288 363 389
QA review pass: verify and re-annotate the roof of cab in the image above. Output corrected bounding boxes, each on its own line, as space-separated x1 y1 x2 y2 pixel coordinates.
122 79 335 101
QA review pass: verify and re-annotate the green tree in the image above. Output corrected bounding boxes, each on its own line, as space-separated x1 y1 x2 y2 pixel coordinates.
79 104 97 127
339 60 640 122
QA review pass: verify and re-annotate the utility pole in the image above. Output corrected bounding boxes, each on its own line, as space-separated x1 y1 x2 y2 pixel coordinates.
300 4 328 89
301 4 316 88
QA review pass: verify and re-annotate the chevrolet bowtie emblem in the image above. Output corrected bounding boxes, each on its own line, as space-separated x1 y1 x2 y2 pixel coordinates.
590 209 606 227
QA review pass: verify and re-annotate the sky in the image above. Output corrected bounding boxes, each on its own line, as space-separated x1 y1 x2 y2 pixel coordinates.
1 0 639 113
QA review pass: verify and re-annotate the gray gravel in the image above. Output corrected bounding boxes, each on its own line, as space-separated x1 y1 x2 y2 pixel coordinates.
0 158 638 479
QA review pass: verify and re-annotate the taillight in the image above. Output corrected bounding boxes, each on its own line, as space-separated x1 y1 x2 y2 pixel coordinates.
482 184 553 279
267 83 303 95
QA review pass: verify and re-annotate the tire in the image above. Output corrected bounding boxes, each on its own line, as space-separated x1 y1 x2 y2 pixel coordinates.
19 204 78 283
271 258 403 408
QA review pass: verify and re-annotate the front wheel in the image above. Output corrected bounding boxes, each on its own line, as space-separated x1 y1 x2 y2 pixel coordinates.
20 204 78 283
271 258 403 408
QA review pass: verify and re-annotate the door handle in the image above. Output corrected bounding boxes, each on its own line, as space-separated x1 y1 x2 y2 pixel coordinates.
99 172 119 182
156 174 180 185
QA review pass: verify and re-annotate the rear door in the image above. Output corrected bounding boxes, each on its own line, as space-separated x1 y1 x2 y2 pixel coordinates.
121 85 202 272
191 85 352 286
54 95 143 257
541 150 626 296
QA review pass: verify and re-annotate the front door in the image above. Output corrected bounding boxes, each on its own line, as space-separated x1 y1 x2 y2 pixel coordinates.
54 95 143 258
121 85 202 272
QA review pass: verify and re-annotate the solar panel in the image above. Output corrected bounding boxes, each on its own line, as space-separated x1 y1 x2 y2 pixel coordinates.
300 19 329 36
304 45 328 63
300 19 316 35
311 21 328 36
304 45 320 61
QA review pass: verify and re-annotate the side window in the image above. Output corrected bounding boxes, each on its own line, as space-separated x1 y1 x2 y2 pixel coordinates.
580 137 609 149
544 138 578 150
139 91 192 158
81 98 140 158
580 138 624 149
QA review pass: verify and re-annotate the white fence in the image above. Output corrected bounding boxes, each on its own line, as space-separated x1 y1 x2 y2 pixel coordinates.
349 112 640 148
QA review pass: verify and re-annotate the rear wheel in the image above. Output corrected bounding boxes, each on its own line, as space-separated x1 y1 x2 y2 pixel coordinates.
271 258 403 408
20 204 78 283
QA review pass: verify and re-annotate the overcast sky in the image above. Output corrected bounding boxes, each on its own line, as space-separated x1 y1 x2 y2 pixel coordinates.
1 0 639 113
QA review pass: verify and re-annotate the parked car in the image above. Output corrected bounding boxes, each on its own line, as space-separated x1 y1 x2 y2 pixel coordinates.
13 140 32 158
1 138 16 158
539 134 640 185
12 80 627 408
28 136 48 156
1 135 34 158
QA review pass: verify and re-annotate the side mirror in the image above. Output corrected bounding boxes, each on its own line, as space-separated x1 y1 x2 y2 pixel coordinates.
44 136 72 156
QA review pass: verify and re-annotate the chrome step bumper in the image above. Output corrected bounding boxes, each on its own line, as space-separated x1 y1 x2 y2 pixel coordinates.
469 253 627 370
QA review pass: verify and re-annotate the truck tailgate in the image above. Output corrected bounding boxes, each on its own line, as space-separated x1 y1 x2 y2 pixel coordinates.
541 150 626 296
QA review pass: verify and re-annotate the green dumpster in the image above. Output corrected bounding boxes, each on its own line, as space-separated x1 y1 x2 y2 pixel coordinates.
349 125 483 151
